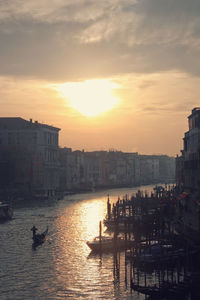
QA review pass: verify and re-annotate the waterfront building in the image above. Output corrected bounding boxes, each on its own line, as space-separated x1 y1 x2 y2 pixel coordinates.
84 152 103 189
183 108 200 192
59 148 86 192
158 155 175 183
58 147 73 192
105 151 138 187
176 108 200 241
0 116 176 198
176 153 184 187
139 155 160 184
59 148 175 192
0 117 60 198
124 152 140 186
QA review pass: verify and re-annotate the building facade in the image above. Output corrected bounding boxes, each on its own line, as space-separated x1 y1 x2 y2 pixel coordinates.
58 149 175 192
0 117 176 199
0 117 60 198
176 108 200 240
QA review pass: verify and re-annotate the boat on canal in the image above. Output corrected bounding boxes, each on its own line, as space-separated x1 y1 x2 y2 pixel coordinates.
130 281 190 298
126 241 199 266
31 226 48 248
87 220 129 252
0 202 13 221
86 235 126 252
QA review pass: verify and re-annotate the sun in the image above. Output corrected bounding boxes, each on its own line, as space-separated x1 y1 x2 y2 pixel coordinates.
56 79 119 116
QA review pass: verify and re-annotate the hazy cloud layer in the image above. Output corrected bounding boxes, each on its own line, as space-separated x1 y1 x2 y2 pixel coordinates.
0 0 200 80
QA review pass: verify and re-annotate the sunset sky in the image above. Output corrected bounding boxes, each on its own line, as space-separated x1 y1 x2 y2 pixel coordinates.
1 0 200 156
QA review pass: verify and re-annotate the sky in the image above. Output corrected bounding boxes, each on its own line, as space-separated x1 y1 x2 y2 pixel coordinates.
1 0 200 156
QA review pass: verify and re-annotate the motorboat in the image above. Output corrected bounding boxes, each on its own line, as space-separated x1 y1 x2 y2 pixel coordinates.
86 235 126 252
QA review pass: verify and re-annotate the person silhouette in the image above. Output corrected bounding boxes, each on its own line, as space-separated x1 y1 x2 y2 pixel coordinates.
31 225 38 239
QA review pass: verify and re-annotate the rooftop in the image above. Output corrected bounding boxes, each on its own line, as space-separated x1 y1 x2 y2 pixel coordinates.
0 117 60 131
188 107 200 119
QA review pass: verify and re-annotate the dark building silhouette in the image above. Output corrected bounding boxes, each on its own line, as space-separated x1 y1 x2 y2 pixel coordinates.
0 117 60 198
176 108 200 240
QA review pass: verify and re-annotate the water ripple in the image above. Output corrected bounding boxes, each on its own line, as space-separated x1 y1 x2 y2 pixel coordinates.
0 186 156 299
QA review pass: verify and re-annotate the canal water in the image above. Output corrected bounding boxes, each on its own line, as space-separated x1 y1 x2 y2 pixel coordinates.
0 185 158 300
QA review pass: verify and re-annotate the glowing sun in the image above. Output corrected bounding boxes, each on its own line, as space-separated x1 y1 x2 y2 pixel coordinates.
57 79 119 116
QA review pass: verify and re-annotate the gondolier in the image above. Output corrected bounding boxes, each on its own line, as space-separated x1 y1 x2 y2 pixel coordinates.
31 225 38 239
31 226 48 248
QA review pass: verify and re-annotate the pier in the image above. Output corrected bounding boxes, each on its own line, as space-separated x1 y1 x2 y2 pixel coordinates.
102 185 200 299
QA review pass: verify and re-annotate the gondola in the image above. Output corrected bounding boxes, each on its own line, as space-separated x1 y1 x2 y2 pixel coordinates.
31 226 48 248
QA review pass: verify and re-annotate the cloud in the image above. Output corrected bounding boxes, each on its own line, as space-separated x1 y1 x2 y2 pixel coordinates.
0 0 200 80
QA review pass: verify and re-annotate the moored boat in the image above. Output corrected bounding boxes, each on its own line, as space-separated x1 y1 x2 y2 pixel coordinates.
86 235 126 252
126 242 199 266
87 220 134 252
0 202 13 221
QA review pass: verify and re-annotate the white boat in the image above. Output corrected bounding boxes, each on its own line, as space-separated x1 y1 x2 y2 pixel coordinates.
86 235 126 252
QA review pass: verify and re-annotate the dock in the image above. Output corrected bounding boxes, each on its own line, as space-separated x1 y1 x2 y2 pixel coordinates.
102 185 200 299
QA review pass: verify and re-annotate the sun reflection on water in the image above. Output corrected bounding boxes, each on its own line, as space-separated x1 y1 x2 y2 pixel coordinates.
51 196 111 297
0 186 157 299
79 199 106 239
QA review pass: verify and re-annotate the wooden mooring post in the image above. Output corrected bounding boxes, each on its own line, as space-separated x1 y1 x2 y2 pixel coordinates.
105 185 200 299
